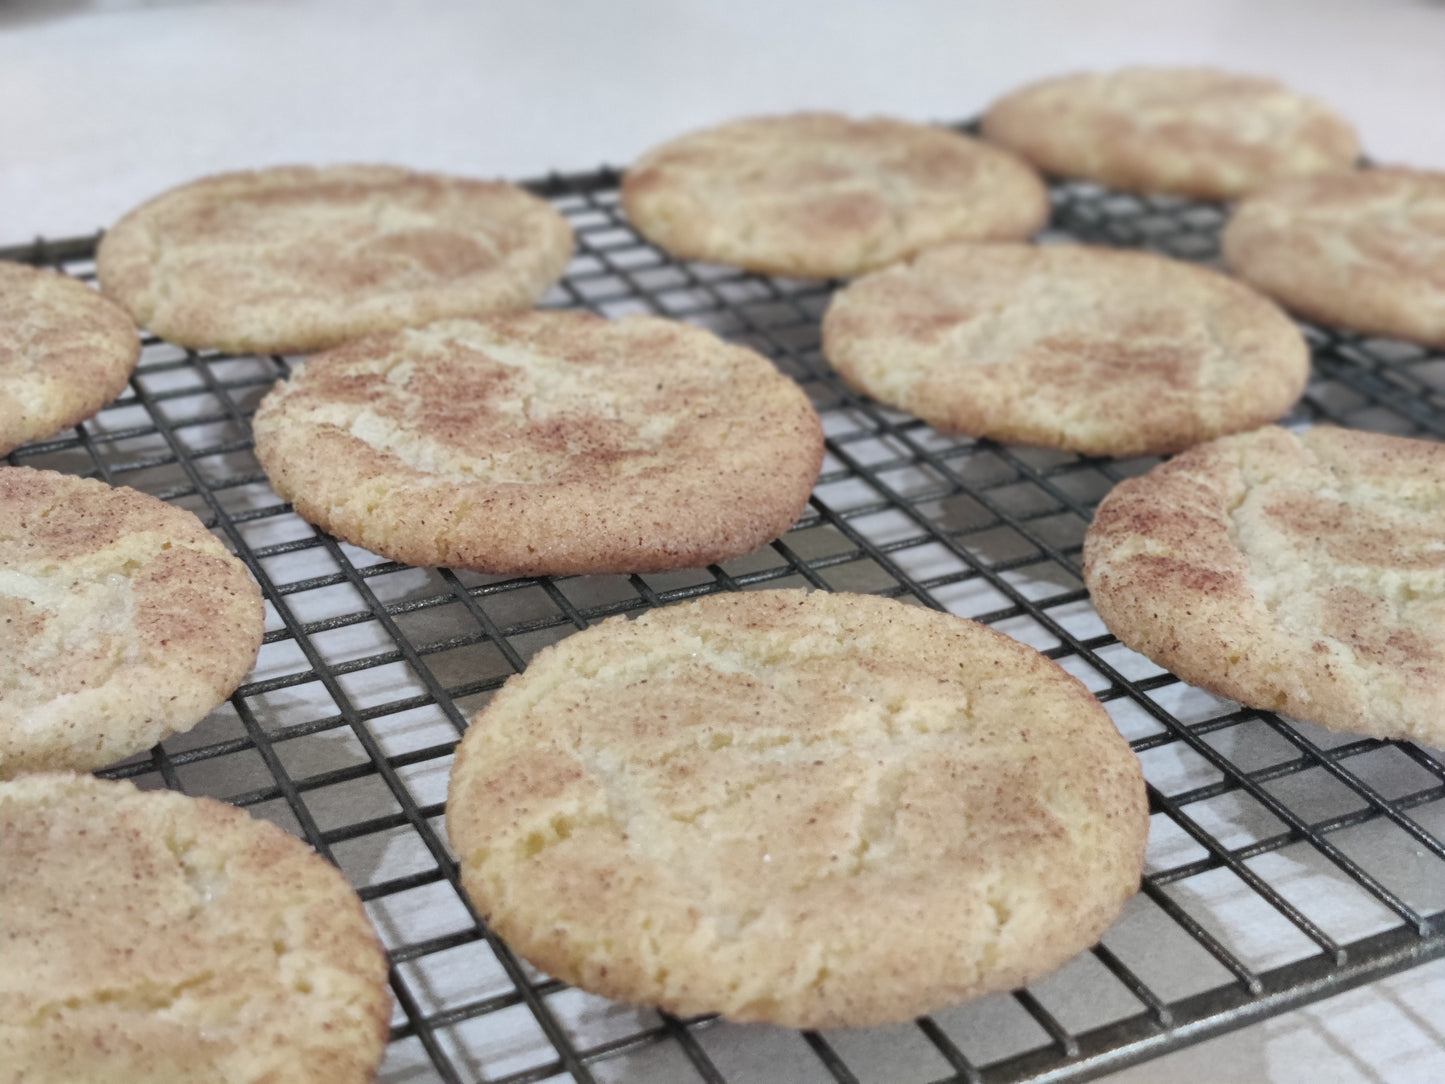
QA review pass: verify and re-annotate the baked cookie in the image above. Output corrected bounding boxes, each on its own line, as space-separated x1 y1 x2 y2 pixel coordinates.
621 112 1049 278
0 773 391 1083
0 262 140 456
0 468 264 778
1222 168 1445 347
1083 426 1445 743
821 242 1309 457
97 164 575 354
447 589 1148 1028
251 311 823 574
981 67 1360 199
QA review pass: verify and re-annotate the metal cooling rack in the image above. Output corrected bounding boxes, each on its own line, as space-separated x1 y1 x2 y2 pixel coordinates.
4 161 1443 1084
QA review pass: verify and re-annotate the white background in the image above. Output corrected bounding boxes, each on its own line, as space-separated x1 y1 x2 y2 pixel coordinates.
2 1 1443 1080
3 0 1445 244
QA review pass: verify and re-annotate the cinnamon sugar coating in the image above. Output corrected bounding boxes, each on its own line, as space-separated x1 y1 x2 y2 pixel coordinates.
0 468 263 778
822 242 1308 456
982 67 1359 199
252 311 823 574
0 774 391 1082
448 590 1147 1027
97 165 574 354
622 113 1048 278
1223 168 1445 346
1084 426 1445 741
0 262 139 455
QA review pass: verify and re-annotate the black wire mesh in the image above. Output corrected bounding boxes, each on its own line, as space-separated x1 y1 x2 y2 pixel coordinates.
4 157 1443 1084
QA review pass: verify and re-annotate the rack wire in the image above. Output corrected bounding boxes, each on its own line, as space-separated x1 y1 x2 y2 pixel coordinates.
4 155 1443 1083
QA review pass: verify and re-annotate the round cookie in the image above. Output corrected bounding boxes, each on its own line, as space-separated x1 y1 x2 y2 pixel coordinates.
821 242 1309 457
1083 426 1445 743
0 773 391 1083
447 589 1148 1028
0 262 140 456
0 468 265 778
251 311 824 575
980 67 1360 199
1222 168 1445 347
621 112 1050 278
96 164 575 355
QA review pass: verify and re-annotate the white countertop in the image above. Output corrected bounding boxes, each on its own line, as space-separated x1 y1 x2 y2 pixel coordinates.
4 0 1445 246
3 1 1443 1081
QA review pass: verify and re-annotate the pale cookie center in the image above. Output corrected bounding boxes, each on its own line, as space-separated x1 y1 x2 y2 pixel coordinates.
0 566 139 717
165 190 468 249
499 634 1061 929
870 275 1235 406
2 809 319 1050
695 145 893 242
1229 472 1445 691
1326 200 1445 283
0 308 126 410
301 345 688 486
948 285 1219 360
682 137 948 225
146 191 514 305
1125 90 1318 143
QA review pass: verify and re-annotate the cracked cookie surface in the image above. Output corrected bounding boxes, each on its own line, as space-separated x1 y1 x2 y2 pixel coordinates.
621 113 1048 278
251 311 823 574
981 66 1359 199
822 242 1308 456
0 468 264 778
1223 168 1445 347
446 589 1148 1027
1083 426 1445 742
96 164 574 354
0 773 391 1083
0 262 140 456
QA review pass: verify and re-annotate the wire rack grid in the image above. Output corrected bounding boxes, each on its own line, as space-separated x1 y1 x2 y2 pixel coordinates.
4 157 1444 1084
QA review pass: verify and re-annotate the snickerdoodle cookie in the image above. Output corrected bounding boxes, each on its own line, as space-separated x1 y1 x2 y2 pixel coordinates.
1083 426 1445 742
0 468 264 778
0 773 391 1082
0 262 139 456
981 67 1359 199
622 113 1049 278
97 165 574 354
447 589 1148 1027
1223 168 1445 346
251 311 823 574
821 242 1309 456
